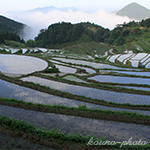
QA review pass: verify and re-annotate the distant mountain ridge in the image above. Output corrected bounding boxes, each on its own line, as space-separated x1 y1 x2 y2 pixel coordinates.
27 6 79 14
116 2 150 20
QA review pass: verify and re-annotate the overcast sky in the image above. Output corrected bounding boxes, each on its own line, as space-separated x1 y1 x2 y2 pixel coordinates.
1 0 150 12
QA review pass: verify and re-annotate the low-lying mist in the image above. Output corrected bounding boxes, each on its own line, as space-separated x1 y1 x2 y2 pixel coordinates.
5 9 133 41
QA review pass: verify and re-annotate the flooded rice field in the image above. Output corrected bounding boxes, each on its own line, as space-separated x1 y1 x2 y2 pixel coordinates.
21 76 150 105
0 105 150 142
0 54 48 74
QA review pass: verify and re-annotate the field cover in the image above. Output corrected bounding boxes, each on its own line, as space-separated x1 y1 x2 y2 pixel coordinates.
140 54 150 63
117 54 133 63
108 54 120 63
131 53 147 60
129 60 139 67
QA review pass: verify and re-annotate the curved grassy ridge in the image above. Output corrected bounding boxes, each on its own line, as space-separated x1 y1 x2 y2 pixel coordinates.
0 97 150 125
0 115 150 149
1 73 150 111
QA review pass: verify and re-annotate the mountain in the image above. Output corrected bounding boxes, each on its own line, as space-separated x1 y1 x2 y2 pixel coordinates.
0 15 25 34
27 6 79 14
35 22 110 48
116 2 150 20
0 15 31 40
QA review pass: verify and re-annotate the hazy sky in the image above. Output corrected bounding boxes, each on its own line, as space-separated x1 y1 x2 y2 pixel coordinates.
1 0 150 40
1 0 150 12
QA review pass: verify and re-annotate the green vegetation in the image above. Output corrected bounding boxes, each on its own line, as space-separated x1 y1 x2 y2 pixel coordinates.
4 40 26 48
0 32 25 45
64 41 111 56
0 15 24 34
0 97 150 125
43 65 60 73
26 39 36 48
34 19 150 55
35 22 110 49
0 115 149 149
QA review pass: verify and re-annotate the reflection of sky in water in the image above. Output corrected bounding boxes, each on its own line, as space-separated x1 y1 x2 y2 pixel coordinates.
50 59 96 74
53 57 139 70
55 64 76 73
116 86 150 92
0 105 150 142
21 76 150 105
102 70 150 77
88 75 150 85
0 54 48 74
0 79 150 115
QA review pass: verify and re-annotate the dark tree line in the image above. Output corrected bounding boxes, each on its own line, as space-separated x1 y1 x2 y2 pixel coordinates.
0 32 25 44
35 22 110 48
35 20 146 48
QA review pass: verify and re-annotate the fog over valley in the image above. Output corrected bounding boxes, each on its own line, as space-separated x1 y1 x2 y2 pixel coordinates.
4 7 133 40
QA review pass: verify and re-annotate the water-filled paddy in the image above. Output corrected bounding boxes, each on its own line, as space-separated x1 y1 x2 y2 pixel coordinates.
63 75 89 83
0 54 48 74
1 79 150 115
102 70 150 77
0 105 150 142
21 76 150 105
54 64 76 73
116 86 150 92
50 59 96 74
88 75 150 85
53 57 138 70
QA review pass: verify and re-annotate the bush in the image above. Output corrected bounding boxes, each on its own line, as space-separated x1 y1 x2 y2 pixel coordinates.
43 65 60 73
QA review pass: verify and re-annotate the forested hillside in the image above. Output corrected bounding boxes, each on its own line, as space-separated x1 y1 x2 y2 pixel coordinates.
0 15 24 34
35 22 110 48
0 32 25 44
35 19 150 49
0 15 26 45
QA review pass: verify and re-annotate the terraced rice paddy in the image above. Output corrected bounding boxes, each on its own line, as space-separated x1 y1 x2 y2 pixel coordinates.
54 64 76 73
107 52 150 68
1 78 149 115
21 76 150 105
50 59 96 74
1 105 150 142
63 75 89 83
53 57 138 70
0 54 150 149
103 70 150 77
88 75 150 85
0 54 48 74
0 132 51 150
116 85 150 92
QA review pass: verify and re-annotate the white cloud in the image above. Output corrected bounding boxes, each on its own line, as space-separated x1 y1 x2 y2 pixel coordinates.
5 9 133 40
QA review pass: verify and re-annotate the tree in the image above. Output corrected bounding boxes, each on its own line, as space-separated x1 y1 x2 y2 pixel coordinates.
26 39 36 47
